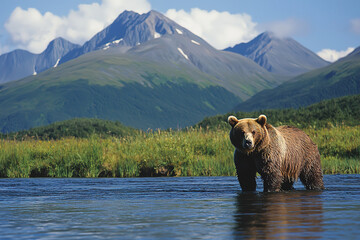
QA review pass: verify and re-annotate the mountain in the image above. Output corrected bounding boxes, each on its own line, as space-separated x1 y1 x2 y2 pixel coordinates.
0 49 37 83
233 46 360 112
124 23 282 100
0 10 280 133
0 37 80 83
35 37 80 73
224 32 329 76
60 10 186 64
347 45 360 57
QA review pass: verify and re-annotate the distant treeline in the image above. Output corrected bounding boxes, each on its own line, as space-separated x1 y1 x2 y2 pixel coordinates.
0 118 137 140
196 94 360 130
1 94 360 140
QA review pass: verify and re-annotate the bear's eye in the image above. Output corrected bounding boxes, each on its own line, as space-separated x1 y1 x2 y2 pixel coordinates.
252 130 256 135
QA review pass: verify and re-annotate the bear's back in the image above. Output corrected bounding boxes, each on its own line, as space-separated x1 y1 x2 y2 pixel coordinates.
276 126 312 143
276 125 319 156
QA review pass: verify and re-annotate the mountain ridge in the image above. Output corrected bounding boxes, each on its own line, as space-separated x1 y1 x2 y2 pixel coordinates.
0 49 37 83
35 37 80 73
1 10 354 133
0 13 332 84
60 10 187 64
224 31 329 76
233 46 360 112
0 10 279 132
0 37 80 83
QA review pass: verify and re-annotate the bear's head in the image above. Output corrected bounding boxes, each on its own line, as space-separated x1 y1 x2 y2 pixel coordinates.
228 115 269 153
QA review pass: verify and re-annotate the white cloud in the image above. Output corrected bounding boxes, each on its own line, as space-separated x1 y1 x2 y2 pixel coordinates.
350 18 360 34
165 8 259 49
259 18 308 38
5 7 63 54
317 47 354 62
4 0 151 53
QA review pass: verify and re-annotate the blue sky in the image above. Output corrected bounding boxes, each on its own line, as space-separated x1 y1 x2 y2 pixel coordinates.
1 0 359 61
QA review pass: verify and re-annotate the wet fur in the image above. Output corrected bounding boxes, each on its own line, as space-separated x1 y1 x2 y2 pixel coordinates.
229 116 324 192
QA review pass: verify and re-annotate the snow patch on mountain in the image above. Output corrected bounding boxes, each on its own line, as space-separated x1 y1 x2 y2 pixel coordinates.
191 40 200 45
53 58 60 68
102 39 123 50
154 32 161 39
175 28 183 34
177 48 189 60
112 39 123 44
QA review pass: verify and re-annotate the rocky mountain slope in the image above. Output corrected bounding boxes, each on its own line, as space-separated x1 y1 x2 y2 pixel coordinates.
234 46 360 111
0 38 79 83
0 10 279 132
225 32 329 76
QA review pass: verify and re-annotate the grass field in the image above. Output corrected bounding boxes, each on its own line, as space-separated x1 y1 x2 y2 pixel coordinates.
0 125 359 178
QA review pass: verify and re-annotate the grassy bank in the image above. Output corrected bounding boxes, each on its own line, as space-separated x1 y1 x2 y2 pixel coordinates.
305 126 360 174
0 125 359 178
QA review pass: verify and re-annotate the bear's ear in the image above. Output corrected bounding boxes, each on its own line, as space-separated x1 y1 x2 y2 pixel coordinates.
256 115 267 126
228 116 239 127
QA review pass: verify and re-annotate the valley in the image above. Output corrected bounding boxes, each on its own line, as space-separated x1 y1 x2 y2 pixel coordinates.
0 10 359 133
1 95 359 178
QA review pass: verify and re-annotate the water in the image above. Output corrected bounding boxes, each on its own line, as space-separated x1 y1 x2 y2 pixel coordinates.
1 175 359 239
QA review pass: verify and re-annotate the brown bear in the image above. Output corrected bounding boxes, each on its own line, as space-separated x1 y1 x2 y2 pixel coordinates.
228 114 324 192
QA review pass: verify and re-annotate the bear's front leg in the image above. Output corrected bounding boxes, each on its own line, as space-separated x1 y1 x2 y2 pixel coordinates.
256 157 283 192
234 150 257 192
260 170 283 192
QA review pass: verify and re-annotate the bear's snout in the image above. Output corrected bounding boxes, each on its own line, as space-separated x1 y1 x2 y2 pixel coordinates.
242 134 254 150
244 139 253 148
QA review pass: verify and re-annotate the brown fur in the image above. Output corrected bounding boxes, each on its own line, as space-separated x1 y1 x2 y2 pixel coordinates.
228 115 324 192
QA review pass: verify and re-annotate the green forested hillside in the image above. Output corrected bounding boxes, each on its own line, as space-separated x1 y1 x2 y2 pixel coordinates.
0 118 137 140
234 46 360 112
0 54 241 133
196 94 360 129
3 94 359 140
0 28 280 133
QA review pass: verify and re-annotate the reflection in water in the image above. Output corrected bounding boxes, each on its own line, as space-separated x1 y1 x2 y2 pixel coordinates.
233 191 324 239
2 176 360 239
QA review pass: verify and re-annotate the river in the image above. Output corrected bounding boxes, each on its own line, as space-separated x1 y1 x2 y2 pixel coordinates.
1 175 359 239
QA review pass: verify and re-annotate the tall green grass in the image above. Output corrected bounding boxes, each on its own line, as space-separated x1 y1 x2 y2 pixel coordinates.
305 126 360 174
0 128 235 178
0 126 359 178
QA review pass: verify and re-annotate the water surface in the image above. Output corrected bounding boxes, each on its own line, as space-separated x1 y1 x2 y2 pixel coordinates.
1 175 359 239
